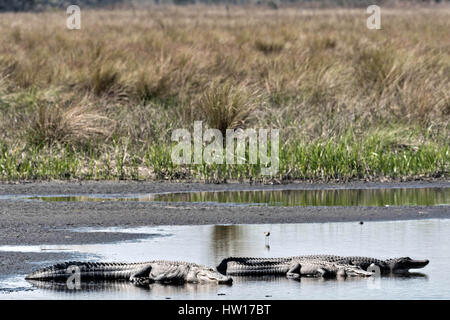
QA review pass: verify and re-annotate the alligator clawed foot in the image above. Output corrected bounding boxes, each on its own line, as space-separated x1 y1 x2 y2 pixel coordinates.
130 277 152 286
286 273 300 280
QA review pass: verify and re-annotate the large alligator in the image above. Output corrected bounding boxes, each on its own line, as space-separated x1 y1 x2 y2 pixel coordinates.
217 255 429 276
26 260 232 285
218 258 373 279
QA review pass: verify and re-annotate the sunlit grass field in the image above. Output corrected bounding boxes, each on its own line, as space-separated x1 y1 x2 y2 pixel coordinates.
0 5 448 181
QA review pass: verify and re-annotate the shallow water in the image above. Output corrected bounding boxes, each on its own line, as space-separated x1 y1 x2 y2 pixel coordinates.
26 187 450 207
1 219 449 299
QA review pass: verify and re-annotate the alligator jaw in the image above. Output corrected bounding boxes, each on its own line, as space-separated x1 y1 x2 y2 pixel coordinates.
218 276 233 284
194 267 233 284
343 267 373 277
402 259 430 272
411 259 429 269
391 258 430 274
202 274 233 284
197 273 233 284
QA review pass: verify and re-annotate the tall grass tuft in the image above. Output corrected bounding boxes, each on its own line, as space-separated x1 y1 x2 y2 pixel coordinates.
27 96 113 146
255 39 284 54
89 64 120 96
197 81 261 136
354 46 401 94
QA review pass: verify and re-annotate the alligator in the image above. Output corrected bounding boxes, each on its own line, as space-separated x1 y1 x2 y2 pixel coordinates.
26 260 232 285
217 255 429 276
221 259 373 279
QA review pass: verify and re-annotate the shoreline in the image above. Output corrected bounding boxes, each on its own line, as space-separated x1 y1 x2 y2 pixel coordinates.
0 181 448 246
1 179 448 195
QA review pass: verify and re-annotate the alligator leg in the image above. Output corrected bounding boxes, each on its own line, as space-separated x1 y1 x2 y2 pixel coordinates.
129 264 154 285
286 262 301 279
336 268 347 278
316 267 331 278
287 262 330 278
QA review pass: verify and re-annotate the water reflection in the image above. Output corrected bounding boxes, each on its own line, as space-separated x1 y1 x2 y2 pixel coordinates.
26 280 227 297
153 188 449 206
210 225 247 260
22 271 429 299
28 187 450 206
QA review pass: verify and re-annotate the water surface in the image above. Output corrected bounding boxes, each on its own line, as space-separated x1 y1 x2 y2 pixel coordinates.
1 219 449 299
28 187 450 207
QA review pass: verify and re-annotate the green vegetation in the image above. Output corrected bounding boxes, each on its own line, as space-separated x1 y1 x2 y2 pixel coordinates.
0 6 448 182
0 130 447 181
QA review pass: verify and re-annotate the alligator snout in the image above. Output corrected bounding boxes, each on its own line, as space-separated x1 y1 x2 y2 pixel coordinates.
412 259 429 269
218 276 233 284
393 257 430 273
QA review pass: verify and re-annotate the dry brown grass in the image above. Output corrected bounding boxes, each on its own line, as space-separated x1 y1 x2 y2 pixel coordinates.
27 95 113 146
0 5 448 148
197 81 261 135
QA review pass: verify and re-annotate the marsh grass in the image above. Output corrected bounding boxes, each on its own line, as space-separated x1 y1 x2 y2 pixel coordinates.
255 39 284 54
197 81 261 136
25 95 113 146
1 132 446 181
90 64 120 96
0 5 448 181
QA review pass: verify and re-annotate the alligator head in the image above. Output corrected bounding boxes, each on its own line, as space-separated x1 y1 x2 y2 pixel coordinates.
190 266 233 284
337 266 374 277
387 257 429 274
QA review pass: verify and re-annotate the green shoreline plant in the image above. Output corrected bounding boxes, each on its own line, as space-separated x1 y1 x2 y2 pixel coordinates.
0 133 447 181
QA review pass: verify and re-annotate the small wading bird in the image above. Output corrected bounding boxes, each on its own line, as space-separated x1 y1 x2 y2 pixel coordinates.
264 231 270 247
